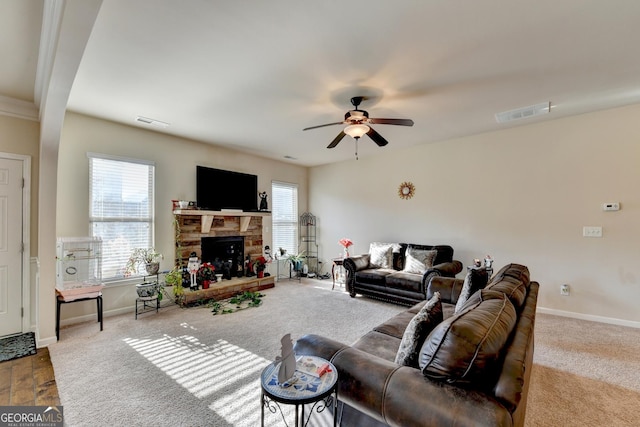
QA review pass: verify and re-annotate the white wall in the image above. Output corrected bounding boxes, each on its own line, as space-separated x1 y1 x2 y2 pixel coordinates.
56 112 307 322
310 104 640 326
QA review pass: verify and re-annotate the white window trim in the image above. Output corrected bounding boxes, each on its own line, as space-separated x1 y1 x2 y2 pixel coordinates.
88 152 156 282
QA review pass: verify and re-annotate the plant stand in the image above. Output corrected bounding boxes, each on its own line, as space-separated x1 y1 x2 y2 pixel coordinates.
135 295 159 319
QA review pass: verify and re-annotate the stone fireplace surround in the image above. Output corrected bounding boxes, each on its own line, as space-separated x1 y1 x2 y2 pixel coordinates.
173 210 269 271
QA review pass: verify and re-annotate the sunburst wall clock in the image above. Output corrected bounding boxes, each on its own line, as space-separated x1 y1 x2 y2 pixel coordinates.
398 182 415 199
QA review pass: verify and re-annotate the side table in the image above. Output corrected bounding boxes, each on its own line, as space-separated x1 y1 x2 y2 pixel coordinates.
56 291 103 341
331 258 345 290
261 355 338 427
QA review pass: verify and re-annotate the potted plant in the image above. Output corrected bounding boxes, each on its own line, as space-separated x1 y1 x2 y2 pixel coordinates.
197 262 216 289
252 256 268 278
287 251 306 273
165 267 184 301
126 247 163 276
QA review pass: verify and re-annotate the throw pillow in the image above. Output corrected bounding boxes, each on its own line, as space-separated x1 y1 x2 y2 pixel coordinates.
418 290 517 384
402 247 437 275
454 267 489 313
369 242 394 269
395 292 443 367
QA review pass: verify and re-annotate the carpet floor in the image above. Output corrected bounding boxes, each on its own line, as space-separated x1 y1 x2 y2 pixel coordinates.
48 279 640 426
0 332 37 363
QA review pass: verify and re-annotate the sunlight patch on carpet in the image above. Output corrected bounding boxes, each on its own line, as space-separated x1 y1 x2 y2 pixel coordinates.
123 335 273 424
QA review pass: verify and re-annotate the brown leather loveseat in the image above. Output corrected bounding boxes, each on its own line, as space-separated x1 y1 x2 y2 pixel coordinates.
343 243 463 306
295 263 538 427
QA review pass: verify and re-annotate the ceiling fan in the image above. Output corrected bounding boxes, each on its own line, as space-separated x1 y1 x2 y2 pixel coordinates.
303 96 414 158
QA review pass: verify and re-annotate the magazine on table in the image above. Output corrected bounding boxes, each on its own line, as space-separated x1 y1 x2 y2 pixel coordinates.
296 356 331 378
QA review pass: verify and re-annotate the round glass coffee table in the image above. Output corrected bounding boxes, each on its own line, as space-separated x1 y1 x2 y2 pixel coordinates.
260 355 338 427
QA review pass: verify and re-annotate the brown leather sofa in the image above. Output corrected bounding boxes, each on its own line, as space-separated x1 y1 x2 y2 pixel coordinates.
295 263 538 427
343 243 463 306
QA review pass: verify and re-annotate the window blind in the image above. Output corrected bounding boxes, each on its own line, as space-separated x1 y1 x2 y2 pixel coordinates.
271 181 298 256
88 153 155 280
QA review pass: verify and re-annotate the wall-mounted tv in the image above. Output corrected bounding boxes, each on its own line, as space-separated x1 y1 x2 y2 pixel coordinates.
196 166 258 211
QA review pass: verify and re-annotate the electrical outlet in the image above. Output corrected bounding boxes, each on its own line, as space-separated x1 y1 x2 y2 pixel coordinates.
561 284 570 296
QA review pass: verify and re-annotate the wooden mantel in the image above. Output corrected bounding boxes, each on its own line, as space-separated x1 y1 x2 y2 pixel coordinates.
173 209 271 233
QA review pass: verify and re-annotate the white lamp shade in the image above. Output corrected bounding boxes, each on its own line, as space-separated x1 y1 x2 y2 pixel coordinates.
344 124 370 138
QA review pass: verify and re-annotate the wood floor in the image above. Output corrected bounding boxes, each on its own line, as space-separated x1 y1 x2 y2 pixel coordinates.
0 347 60 406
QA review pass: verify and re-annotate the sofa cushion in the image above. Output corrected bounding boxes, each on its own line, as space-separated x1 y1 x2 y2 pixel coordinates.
352 330 401 362
490 263 530 287
486 276 528 309
454 267 489 313
369 243 395 269
395 292 443 367
355 268 395 286
418 289 517 384
402 247 437 274
385 271 423 294
373 311 416 339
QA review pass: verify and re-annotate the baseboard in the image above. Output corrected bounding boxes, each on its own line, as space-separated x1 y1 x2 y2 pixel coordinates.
59 306 133 328
537 307 640 329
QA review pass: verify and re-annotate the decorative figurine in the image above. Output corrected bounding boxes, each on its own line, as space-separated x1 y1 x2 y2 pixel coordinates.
187 252 200 289
264 245 272 276
259 191 268 211
276 333 297 385
484 255 494 268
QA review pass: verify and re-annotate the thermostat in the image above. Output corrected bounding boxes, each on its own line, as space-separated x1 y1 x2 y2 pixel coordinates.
602 202 620 211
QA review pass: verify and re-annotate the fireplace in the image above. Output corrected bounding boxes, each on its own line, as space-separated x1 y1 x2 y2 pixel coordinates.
201 236 244 279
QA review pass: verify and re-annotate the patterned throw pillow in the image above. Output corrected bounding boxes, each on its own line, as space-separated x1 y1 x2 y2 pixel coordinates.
369 242 394 269
402 247 437 275
395 292 443 367
454 268 489 313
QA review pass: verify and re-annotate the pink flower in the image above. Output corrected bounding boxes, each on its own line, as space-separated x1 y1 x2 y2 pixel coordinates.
339 238 353 248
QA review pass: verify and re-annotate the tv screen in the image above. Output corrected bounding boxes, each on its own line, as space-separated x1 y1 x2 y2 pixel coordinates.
196 166 258 211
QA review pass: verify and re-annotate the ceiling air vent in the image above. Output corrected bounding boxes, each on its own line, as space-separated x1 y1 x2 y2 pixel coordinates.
495 102 551 123
135 116 170 128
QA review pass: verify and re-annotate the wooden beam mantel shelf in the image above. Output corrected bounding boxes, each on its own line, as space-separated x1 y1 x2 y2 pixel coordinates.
173 209 271 233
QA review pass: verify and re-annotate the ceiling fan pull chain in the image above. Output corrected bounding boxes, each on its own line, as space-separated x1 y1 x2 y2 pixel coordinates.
355 138 359 160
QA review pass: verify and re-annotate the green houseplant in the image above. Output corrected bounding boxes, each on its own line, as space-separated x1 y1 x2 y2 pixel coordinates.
126 248 163 276
165 267 184 302
287 251 306 273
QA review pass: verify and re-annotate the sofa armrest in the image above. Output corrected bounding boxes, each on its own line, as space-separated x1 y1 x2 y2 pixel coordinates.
431 260 463 277
295 334 512 427
421 260 463 298
343 254 370 273
343 254 370 291
427 276 465 304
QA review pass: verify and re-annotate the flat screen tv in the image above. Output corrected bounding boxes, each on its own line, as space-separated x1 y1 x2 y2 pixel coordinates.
196 166 258 211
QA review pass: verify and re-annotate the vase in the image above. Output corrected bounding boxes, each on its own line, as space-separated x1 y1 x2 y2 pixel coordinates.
257 270 264 278
343 247 349 258
203 280 210 289
136 282 157 298
145 262 160 275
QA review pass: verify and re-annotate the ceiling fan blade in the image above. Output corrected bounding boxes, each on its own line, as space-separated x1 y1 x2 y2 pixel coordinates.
368 118 414 126
327 131 346 148
366 127 389 147
303 121 345 131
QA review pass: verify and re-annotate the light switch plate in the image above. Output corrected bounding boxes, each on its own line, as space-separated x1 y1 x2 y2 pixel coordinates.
583 226 602 237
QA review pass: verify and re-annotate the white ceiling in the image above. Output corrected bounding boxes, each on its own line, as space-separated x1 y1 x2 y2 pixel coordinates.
4 0 640 166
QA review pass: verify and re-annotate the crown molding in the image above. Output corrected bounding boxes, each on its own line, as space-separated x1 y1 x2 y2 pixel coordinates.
0 95 39 121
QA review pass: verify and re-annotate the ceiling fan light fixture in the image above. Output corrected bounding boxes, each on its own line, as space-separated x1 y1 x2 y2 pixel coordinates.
344 124 370 139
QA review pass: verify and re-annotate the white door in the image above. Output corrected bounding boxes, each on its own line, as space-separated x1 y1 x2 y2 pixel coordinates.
0 158 24 336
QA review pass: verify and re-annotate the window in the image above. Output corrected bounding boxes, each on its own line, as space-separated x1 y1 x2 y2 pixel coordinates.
271 181 298 255
88 153 155 280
